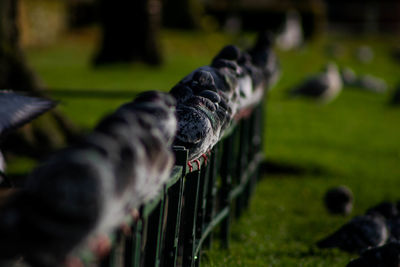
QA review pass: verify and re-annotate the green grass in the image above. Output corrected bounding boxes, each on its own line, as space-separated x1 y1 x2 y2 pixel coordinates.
17 29 400 266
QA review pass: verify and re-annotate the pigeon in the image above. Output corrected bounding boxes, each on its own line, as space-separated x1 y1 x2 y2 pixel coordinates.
247 31 280 89
171 32 279 161
95 99 176 202
366 201 400 243
317 214 389 253
347 241 400 267
0 91 56 173
290 63 342 102
0 149 114 266
324 185 353 216
117 91 177 145
357 75 387 93
340 68 387 93
366 202 398 219
0 91 177 266
173 95 222 161
276 10 304 51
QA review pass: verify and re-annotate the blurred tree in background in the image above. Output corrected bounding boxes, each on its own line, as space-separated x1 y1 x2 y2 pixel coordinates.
0 0 78 159
0 0 43 92
162 0 203 29
93 0 163 66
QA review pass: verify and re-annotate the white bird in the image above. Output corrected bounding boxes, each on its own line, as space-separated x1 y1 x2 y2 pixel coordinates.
276 10 304 51
290 63 342 103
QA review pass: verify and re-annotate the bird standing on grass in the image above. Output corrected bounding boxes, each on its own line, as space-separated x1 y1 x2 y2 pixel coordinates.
324 185 353 216
317 214 389 253
289 63 342 103
276 10 304 51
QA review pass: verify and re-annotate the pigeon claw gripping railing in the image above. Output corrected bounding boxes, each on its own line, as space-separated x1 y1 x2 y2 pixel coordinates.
98 102 264 267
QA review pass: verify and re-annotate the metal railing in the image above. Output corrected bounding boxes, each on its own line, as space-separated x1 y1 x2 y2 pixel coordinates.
95 101 264 267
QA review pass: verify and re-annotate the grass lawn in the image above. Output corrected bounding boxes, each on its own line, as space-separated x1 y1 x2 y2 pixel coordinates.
11 29 400 266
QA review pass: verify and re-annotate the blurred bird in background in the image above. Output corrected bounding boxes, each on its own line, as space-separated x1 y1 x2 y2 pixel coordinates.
340 67 387 93
324 185 353 216
289 63 342 103
276 10 304 51
317 214 389 253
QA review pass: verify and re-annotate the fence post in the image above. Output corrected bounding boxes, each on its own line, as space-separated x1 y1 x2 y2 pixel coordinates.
203 145 219 249
143 194 165 267
220 133 234 249
162 148 187 267
124 219 143 267
180 169 201 267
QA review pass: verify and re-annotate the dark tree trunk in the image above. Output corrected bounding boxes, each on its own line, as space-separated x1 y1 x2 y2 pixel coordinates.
162 0 202 29
0 0 79 159
0 0 43 91
93 0 163 66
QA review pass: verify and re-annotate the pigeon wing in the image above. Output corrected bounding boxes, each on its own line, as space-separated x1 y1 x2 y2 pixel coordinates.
0 91 57 136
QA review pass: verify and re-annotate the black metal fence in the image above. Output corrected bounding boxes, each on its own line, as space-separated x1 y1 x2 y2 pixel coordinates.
87 101 264 267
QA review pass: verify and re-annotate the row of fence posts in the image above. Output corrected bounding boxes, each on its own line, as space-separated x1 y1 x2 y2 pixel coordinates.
97 101 264 267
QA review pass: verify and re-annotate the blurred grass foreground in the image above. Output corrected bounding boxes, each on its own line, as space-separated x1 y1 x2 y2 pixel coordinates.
5 0 400 264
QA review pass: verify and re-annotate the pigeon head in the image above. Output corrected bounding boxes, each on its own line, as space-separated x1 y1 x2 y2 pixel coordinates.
324 185 353 216
212 45 242 64
211 59 241 76
251 31 274 52
170 84 194 104
190 70 218 94
323 62 339 75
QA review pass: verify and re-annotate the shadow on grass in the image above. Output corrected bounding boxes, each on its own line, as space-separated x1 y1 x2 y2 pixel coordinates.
259 159 335 177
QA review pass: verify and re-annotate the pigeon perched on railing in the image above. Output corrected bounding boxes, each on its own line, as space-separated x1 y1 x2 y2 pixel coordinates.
317 214 389 253
117 91 177 145
171 32 279 161
0 91 177 266
0 149 115 266
290 63 342 103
